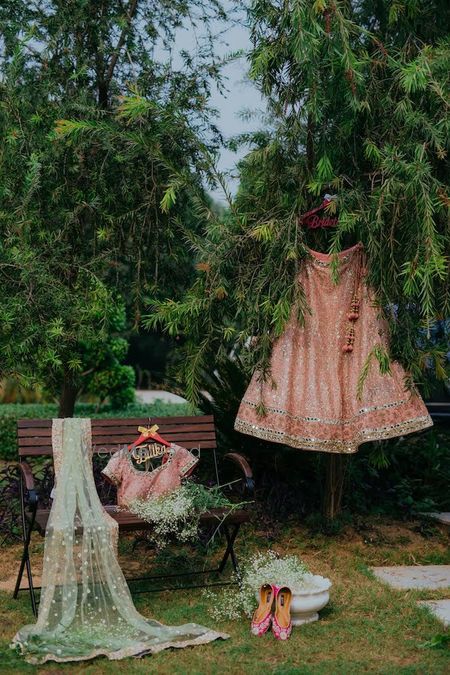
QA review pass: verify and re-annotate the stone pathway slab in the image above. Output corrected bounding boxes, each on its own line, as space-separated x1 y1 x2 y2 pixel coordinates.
417 599 450 627
135 389 187 404
426 512 450 526
371 565 450 590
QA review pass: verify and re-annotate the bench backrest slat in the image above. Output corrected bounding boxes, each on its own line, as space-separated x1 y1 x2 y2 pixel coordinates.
17 416 217 457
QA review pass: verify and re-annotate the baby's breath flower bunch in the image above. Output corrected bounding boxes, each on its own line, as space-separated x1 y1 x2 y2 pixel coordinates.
204 550 319 622
127 481 244 549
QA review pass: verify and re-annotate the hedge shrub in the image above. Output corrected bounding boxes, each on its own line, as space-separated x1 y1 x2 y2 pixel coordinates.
0 401 192 461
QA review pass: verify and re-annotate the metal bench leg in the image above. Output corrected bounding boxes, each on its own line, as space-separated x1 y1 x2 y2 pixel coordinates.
13 478 38 616
218 523 241 577
14 549 37 617
13 552 27 599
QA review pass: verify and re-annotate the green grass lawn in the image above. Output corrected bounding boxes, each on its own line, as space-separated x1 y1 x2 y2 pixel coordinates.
0 519 449 674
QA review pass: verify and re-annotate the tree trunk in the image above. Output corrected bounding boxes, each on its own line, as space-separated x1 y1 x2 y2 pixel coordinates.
97 80 109 109
323 454 348 520
58 374 78 418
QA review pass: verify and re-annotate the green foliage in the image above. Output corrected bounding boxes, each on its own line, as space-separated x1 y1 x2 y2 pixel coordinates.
357 345 392 399
87 363 136 410
0 1 226 413
419 633 450 650
146 0 449 405
0 401 193 461
345 425 450 515
79 304 136 408
0 378 47 404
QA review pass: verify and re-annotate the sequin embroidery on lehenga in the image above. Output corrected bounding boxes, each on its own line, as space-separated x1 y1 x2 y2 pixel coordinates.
234 243 432 453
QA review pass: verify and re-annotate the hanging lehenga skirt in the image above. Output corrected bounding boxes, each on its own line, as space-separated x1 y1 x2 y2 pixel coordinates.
235 243 432 454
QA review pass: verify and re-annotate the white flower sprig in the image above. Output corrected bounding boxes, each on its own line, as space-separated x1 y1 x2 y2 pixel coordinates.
128 486 199 549
203 550 321 622
126 480 248 550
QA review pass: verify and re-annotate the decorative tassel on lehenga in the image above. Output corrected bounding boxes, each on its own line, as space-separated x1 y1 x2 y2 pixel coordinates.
342 244 365 354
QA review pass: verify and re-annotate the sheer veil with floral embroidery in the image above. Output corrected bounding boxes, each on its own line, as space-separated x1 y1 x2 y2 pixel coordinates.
12 418 228 664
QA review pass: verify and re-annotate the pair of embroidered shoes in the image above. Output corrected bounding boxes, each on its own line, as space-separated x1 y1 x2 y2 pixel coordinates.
251 584 292 640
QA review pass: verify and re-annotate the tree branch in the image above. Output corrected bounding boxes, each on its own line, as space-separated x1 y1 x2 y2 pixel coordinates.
105 0 139 86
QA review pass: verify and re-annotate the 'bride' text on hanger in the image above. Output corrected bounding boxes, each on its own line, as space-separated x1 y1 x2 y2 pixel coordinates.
131 443 167 464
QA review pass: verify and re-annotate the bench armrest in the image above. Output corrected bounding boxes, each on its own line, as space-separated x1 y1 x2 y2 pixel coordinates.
17 461 38 506
223 452 255 493
18 461 36 491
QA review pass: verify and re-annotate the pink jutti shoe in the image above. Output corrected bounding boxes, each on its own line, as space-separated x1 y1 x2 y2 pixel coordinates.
272 586 292 641
251 584 274 636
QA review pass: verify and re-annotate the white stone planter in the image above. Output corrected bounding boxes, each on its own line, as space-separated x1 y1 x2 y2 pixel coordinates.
255 575 331 627
290 575 332 625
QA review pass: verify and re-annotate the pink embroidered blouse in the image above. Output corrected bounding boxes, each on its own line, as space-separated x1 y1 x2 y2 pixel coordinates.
101 443 199 507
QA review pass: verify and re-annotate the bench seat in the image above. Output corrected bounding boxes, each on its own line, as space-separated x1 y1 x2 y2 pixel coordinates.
34 506 250 535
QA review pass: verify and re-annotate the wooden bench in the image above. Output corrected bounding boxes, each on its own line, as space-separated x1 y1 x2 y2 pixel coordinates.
13 416 254 616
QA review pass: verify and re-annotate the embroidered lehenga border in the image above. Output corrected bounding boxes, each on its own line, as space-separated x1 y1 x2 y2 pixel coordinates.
235 400 432 454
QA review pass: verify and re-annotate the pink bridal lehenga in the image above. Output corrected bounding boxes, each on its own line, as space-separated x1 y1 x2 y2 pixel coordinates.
235 243 432 453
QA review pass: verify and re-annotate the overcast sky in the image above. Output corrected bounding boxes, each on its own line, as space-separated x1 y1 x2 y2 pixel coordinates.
160 3 264 203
